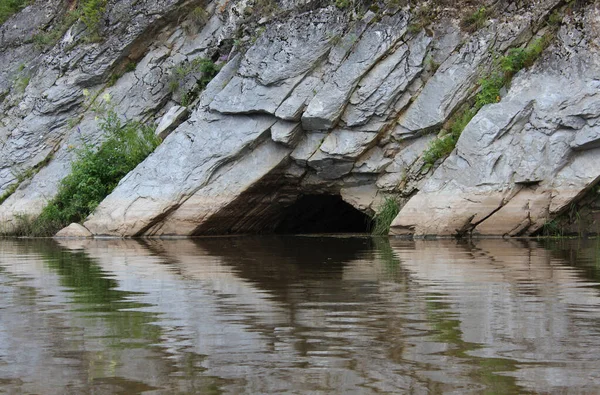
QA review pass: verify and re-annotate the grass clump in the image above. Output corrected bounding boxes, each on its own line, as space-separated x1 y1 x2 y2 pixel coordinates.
0 0 30 26
372 197 400 235
422 109 475 166
421 34 554 168
13 111 160 237
460 6 490 33
541 219 564 237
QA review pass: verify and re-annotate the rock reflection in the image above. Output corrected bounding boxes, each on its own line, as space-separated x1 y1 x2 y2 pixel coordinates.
0 237 600 393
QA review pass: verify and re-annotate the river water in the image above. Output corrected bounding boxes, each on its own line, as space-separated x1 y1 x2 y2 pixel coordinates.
1 237 600 394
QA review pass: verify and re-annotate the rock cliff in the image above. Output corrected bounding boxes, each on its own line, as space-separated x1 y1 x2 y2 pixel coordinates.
0 0 598 237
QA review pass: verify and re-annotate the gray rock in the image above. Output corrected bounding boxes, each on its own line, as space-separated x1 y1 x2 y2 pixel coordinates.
306 150 354 180
391 11 600 237
570 125 600 150
396 29 495 135
275 76 322 121
199 54 241 108
209 74 305 115
155 105 189 140
353 147 393 174
54 223 93 238
340 184 379 213
290 132 327 166
302 12 409 130
343 32 431 127
146 140 291 236
319 129 378 159
239 8 345 86
270 121 303 147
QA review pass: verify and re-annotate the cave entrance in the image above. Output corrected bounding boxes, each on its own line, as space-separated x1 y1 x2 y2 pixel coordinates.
274 195 372 234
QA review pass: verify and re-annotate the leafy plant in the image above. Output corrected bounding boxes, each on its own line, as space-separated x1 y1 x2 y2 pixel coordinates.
11 111 159 236
372 197 400 235
32 0 108 48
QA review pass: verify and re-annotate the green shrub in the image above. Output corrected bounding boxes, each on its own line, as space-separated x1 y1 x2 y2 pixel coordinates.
15 111 160 236
500 48 528 74
372 197 400 236
0 0 29 26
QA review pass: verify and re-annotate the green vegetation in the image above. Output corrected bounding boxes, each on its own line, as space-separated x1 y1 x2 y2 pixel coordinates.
32 0 107 48
169 58 220 106
32 10 80 48
80 0 107 40
460 6 490 33
541 219 565 237
421 34 554 167
335 0 351 10
371 197 400 235
407 4 436 34
0 0 29 26
9 111 159 237
14 74 30 93
422 109 476 167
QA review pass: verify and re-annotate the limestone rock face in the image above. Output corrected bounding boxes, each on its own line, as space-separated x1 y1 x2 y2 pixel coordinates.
2 0 599 237
391 4 600 237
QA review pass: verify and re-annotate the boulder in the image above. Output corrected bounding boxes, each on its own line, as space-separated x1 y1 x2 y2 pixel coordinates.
54 223 93 238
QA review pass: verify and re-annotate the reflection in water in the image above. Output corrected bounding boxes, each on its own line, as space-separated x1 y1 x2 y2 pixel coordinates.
1 237 600 393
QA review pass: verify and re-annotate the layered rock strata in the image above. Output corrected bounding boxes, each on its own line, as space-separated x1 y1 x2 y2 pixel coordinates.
0 0 598 237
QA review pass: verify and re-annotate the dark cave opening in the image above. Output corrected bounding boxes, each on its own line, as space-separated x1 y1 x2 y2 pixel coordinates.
274 194 372 234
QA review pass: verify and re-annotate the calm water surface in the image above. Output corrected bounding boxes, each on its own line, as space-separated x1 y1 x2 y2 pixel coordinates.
1 237 600 394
